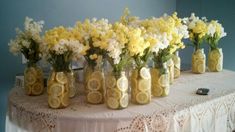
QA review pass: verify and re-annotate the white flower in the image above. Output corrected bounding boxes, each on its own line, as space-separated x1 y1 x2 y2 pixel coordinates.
207 23 216 37
107 38 123 64
177 25 189 39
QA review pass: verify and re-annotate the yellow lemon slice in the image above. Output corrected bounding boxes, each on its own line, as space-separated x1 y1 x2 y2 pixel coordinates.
140 67 151 80
208 59 216 71
91 71 104 80
152 86 163 97
24 73 37 85
138 79 151 92
61 93 69 107
25 85 32 95
35 67 43 78
25 67 37 76
48 96 61 109
174 68 180 78
197 64 205 73
87 78 101 91
120 93 129 108
105 76 116 88
162 87 170 96
49 83 64 97
216 63 222 71
211 50 221 59
32 82 44 95
116 77 128 92
87 91 102 104
107 97 119 109
136 92 149 104
158 74 169 87
107 88 122 99
55 72 68 84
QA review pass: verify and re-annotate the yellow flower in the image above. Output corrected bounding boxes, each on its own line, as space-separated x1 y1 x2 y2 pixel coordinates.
192 20 208 37
89 54 98 60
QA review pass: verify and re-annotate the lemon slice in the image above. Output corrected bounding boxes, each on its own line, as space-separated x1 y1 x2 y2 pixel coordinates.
107 97 119 109
158 74 169 87
105 76 116 88
49 83 64 97
61 93 69 107
25 85 32 95
136 92 149 104
116 77 128 92
120 93 129 108
197 64 205 73
107 88 122 99
25 67 37 76
174 68 180 78
48 96 61 109
32 82 44 95
162 87 170 96
91 71 104 80
35 68 43 78
87 78 101 91
152 86 163 97
87 91 102 104
211 50 221 59
216 63 222 71
140 67 151 80
138 79 151 92
208 59 216 71
24 73 37 85
56 72 68 84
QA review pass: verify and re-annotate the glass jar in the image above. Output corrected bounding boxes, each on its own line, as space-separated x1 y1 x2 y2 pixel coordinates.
172 51 181 79
208 48 223 72
131 66 151 105
167 59 174 84
24 64 44 96
192 49 206 74
84 63 105 104
47 71 69 109
67 70 77 98
151 63 170 97
106 71 129 109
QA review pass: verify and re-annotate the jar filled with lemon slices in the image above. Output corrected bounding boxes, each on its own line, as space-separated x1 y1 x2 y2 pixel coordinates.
131 67 151 105
106 71 129 110
84 62 105 104
47 70 70 109
192 49 206 74
172 51 181 79
208 48 223 72
151 62 170 97
167 58 174 84
24 63 44 96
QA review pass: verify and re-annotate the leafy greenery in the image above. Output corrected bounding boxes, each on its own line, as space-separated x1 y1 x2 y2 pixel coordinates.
21 39 41 67
48 51 72 72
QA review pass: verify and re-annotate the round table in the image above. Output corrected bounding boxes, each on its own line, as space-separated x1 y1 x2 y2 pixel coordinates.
6 70 235 132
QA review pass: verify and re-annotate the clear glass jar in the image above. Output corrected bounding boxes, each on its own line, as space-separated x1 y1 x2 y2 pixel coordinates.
167 59 174 84
84 63 105 104
47 71 70 109
172 51 181 79
192 49 206 74
106 71 129 109
151 63 170 97
208 48 223 72
131 66 151 105
24 64 44 96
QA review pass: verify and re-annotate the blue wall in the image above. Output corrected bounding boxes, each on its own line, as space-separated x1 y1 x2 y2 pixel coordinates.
177 0 235 71
0 0 176 131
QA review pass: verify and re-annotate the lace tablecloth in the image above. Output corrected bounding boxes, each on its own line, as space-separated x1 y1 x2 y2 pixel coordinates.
6 70 235 132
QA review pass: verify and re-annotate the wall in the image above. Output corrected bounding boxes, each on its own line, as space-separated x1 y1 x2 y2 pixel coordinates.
177 0 235 71
0 0 176 131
